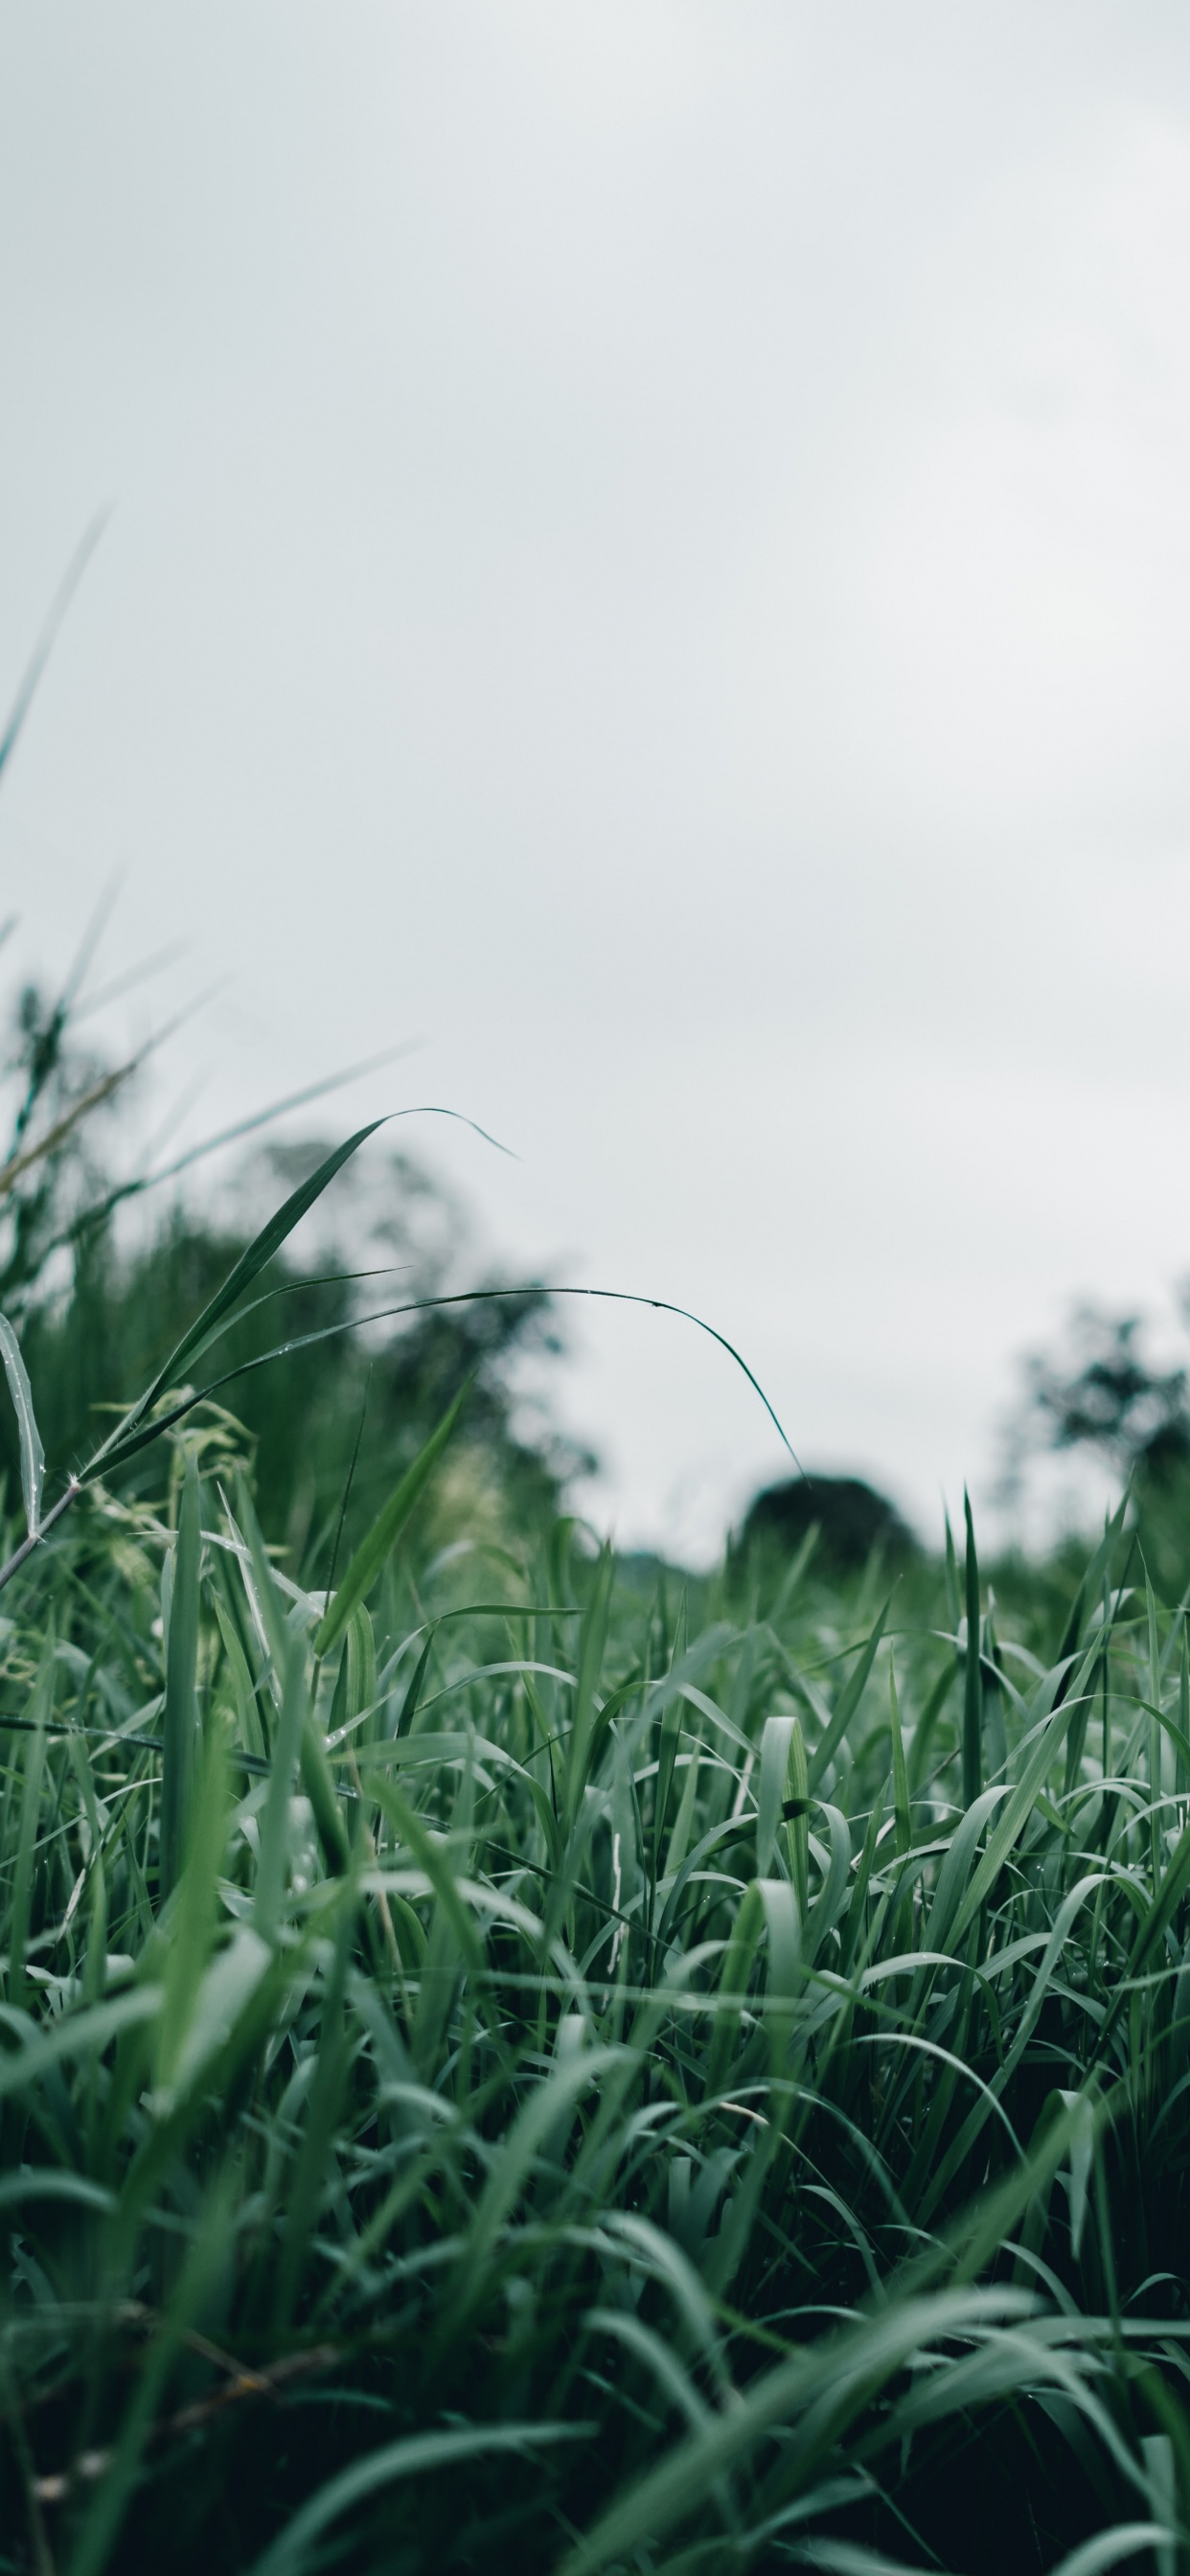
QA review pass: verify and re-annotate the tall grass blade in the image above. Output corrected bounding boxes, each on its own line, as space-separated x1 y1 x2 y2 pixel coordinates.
0 1315 44 1538
313 1378 469 1655
90 1121 385 1472
159 1450 201 1900
963 1486 982 1806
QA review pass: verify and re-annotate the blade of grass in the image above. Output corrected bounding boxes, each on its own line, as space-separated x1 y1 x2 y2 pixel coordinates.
159 1453 200 1904
313 1379 469 1657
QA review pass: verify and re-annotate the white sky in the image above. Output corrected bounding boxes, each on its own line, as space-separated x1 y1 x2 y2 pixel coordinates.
2 3 1190 1556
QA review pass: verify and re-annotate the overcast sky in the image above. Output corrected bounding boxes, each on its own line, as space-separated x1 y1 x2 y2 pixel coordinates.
2 4 1190 1555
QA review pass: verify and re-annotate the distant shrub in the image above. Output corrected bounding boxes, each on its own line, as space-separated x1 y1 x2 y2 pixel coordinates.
733 1469 920 1578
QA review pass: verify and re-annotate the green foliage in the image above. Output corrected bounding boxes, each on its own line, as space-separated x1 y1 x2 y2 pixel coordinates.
0 1170 1187 2573
0 945 578 1592
0 1133 578 1581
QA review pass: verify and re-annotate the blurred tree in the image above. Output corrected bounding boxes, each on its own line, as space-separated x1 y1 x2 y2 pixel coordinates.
1018 1305 1190 1480
1005 1301 1190 1597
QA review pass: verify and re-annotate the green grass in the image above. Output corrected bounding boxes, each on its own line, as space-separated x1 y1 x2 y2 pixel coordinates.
0 1134 1189 2574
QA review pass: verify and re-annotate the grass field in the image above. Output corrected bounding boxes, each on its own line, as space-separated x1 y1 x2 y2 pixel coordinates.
1 1122 1189 2576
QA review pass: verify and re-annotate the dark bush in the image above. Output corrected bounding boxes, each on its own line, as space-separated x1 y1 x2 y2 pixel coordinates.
733 1469 920 1577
